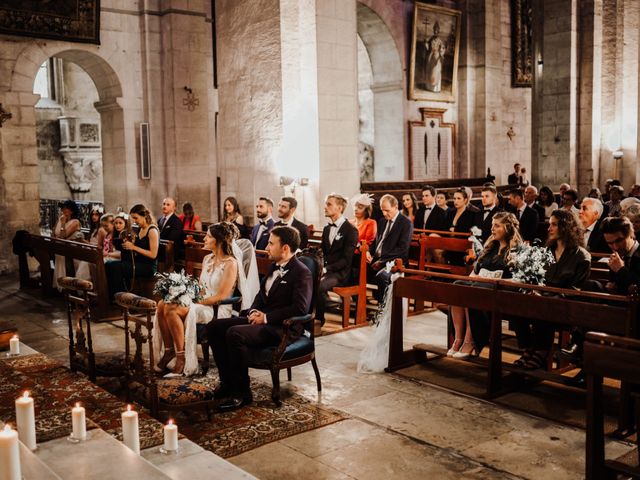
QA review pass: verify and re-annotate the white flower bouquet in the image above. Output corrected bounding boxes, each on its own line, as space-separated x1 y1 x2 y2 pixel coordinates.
153 270 203 306
508 244 555 285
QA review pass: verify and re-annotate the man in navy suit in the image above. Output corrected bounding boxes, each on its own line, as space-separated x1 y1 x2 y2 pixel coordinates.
208 226 312 411
274 196 309 249
316 193 358 325
250 197 274 251
508 189 539 243
414 185 447 231
367 194 413 301
475 184 502 243
157 197 184 253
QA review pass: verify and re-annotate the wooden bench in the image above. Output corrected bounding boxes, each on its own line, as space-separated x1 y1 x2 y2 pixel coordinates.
585 332 640 479
331 241 369 328
184 241 208 276
386 263 639 413
14 231 112 320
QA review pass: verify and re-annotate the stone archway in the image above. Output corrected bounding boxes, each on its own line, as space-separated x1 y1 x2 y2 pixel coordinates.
0 45 126 271
356 2 404 181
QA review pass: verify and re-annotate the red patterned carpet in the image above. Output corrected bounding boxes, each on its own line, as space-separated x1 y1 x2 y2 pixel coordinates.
0 353 345 458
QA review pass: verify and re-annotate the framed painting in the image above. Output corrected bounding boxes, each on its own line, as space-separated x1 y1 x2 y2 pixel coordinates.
0 0 100 44
511 0 533 87
409 2 461 102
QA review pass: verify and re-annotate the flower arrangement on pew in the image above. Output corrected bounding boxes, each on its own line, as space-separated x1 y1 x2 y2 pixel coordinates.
508 243 555 285
153 270 203 306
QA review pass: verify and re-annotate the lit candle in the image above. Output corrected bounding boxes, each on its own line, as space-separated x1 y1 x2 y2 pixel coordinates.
71 402 86 440
163 419 178 452
0 424 21 480
15 391 36 450
121 405 139 454
9 335 19 356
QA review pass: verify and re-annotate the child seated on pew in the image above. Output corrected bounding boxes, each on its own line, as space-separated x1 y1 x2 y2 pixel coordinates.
449 212 523 358
98 213 118 262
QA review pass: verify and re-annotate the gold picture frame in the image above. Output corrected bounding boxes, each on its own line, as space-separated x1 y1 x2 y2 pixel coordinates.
409 3 462 102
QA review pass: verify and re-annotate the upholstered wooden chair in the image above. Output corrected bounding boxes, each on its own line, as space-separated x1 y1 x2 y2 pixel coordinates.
59 276 126 382
247 251 323 406
115 292 216 419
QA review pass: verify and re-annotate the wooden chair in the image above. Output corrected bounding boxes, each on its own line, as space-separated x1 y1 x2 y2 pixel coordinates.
584 332 640 479
58 276 125 382
115 292 216 419
332 241 369 328
246 252 322 406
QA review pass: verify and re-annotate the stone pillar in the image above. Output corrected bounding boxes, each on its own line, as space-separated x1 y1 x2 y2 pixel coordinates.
532 0 579 189
316 0 359 214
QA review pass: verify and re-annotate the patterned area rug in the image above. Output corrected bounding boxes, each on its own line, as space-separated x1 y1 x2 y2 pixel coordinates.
0 354 346 458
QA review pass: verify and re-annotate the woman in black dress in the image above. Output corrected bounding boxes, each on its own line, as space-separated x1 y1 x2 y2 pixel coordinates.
449 212 523 358
445 188 476 265
513 209 591 369
106 204 159 299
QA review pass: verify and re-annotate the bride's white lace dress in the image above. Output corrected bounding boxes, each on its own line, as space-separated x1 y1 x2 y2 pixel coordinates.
357 272 407 373
153 254 237 376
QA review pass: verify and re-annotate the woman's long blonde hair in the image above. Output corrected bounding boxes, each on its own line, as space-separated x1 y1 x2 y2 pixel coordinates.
478 212 523 263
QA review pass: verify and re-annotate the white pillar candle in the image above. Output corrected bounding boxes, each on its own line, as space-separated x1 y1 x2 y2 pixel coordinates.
121 405 139 454
0 425 21 480
71 403 86 440
163 419 178 452
15 391 36 450
9 336 19 355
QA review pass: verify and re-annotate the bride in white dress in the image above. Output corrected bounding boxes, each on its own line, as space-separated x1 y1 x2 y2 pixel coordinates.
154 223 239 376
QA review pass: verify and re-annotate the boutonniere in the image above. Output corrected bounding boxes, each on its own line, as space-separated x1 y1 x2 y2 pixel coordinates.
335 233 343 241
276 267 289 278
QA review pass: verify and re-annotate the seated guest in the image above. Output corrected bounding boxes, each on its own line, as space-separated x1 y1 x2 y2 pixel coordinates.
111 212 130 259
414 185 447 231
436 191 452 214
250 197 274 251
578 198 608 253
602 179 614 202
508 189 539 243
602 216 640 294
475 184 502 243
605 185 624 217
52 200 84 289
538 186 558 219
99 213 119 262
561 189 579 215
524 186 545 220
158 197 184 253
105 204 159 299
154 223 238 376
401 192 419 224
178 202 202 231
350 193 377 247
366 194 413 301
450 212 523 358
274 196 308 249
464 187 480 213
208 226 312 410
87 205 105 244
513 209 590 369
223 196 249 237
316 194 358 326
620 196 640 216
623 204 640 239
447 188 476 234
630 184 640 199
519 167 530 187
556 182 571 205
507 163 521 185
588 187 603 201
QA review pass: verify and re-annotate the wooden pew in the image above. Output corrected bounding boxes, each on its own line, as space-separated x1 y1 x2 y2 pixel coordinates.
584 332 640 479
184 242 208 277
386 263 639 407
254 249 272 276
14 232 112 320
332 242 369 328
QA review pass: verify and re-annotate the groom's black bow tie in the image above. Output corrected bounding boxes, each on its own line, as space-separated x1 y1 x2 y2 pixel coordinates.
259 220 267 226
424 207 432 211
329 223 337 228
484 208 493 212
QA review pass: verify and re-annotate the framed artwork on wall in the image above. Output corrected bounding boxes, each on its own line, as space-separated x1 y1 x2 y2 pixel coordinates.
408 108 456 180
409 2 462 102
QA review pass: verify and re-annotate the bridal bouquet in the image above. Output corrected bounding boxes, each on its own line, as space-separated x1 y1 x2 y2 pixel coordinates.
153 270 203 306
508 244 555 285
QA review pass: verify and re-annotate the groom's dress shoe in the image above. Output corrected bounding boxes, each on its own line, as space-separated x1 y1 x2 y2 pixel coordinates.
213 384 232 400
217 393 253 412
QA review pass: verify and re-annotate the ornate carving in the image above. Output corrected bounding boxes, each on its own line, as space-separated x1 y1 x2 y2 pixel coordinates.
0 103 12 127
511 0 533 87
80 123 99 143
62 154 103 193
182 91 200 111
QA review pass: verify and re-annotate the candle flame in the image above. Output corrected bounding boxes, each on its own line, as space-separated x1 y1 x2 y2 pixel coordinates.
23 391 29 398
75 402 81 408
168 419 173 425
126 404 132 412
11 334 18 339
3 425 10 432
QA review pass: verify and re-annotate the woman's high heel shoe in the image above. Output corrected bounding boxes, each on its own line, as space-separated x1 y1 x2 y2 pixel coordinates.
447 339 463 357
154 348 175 373
453 342 478 359
164 351 186 378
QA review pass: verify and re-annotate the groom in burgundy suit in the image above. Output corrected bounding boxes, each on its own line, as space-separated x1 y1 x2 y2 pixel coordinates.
208 226 312 411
